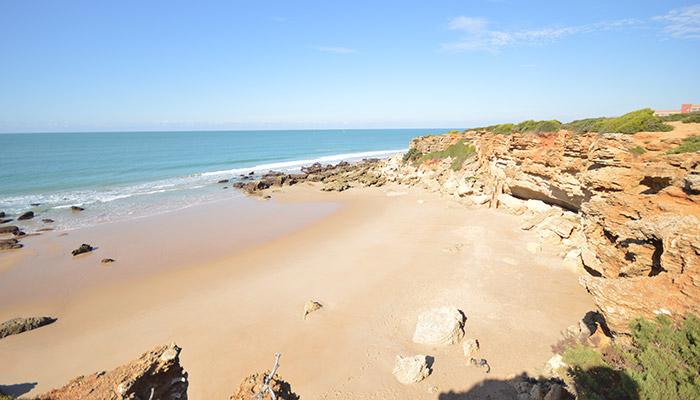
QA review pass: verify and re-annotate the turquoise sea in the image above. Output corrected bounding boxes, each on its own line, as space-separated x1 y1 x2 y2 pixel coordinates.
0 129 436 231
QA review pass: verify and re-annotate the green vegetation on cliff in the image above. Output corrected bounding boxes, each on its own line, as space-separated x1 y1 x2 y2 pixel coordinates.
667 135 700 155
599 108 673 134
402 147 423 163
563 314 700 400
419 139 475 171
562 109 673 135
482 119 561 135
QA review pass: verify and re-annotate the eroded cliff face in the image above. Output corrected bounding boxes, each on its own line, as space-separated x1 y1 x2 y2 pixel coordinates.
399 124 700 335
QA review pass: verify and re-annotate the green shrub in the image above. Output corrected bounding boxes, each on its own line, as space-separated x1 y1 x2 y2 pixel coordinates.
419 139 476 171
563 344 638 400
599 108 673 134
658 113 687 122
402 147 423 163
629 146 647 156
682 115 700 123
667 135 700 154
659 112 700 122
626 314 700 400
563 117 610 134
489 123 515 135
514 119 562 133
563 314 700 400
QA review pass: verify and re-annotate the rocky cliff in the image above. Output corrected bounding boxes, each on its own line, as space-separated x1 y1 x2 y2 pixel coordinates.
394 123 700 335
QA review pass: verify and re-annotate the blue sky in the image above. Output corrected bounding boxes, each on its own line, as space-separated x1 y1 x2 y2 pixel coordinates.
1 0 699 132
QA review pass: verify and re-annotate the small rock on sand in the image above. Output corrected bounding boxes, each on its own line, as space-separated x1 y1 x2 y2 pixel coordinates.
71 243 94 256
392 355 431 384
303 300 323 320
71 206 85 212
413 306 465 345
101 258 116 265
0 316 57 339
42 219 54 223
462 338 479 359
526 242 542 254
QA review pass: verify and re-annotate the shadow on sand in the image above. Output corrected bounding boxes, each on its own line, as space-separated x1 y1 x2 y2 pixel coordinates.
0 382 37 398
438 366 640 400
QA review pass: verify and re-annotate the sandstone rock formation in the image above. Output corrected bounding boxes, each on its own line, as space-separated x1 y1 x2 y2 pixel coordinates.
395 124 700 335
412 306 465 345
392 355 431 384
35 343 188 400
0 317 56 339
229 371 299 400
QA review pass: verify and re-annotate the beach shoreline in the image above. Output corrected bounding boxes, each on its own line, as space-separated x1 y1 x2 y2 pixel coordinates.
0 182 594 399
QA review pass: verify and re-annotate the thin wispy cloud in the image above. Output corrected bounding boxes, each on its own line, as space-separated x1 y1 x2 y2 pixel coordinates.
654 4 700 39
442 16 640 53
314 46 357 54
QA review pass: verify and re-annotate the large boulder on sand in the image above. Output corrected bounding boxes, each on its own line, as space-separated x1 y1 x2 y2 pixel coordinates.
392 355 431 384
412 306 465 345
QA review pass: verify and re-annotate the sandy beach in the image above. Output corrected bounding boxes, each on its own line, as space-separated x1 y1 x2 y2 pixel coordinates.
0 183 594 399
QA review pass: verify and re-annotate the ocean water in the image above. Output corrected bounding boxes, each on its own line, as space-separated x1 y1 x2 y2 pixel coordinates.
0 129 433 231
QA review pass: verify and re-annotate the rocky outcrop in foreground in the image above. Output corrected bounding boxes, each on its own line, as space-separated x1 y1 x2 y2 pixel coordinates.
35 343 188 400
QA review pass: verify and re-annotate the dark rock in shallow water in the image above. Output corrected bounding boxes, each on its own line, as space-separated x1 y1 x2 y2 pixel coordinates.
71 243 94 256
0 317 57 339
42 219 54 223
0 226 20 235
30 203 41 206
0 212 5 218
0 238 22 250
71 206 85 212
18 211 34 220
0 219 13 224
248 171 254 175
218 179 229 183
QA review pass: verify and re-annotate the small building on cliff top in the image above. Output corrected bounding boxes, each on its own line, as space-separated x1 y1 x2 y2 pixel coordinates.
654 103 700 116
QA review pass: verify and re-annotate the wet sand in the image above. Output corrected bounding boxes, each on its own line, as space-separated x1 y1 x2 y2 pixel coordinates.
0 183 594 399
